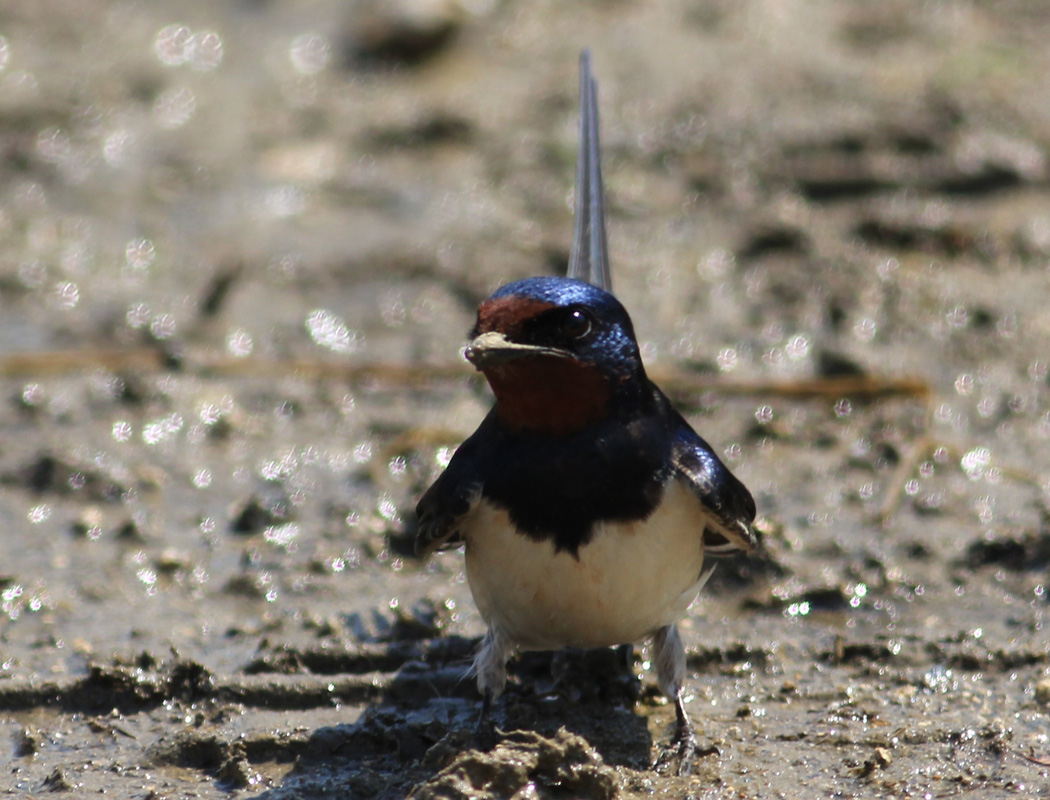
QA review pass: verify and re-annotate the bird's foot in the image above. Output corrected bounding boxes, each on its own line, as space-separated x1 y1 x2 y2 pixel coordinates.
474 718 499 751
653 723 698 775
652 688 718 776
474 691 501 751
653 727 720 776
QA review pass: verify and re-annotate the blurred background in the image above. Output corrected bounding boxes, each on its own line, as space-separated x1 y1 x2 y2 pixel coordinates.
2 1 1049 796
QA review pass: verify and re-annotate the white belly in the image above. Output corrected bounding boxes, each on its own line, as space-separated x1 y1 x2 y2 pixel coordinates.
462 480 708 651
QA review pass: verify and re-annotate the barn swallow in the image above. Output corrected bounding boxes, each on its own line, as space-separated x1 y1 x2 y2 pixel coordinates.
415 50 756 774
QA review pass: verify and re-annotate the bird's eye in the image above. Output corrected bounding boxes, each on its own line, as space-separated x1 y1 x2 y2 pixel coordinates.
560 308 593 339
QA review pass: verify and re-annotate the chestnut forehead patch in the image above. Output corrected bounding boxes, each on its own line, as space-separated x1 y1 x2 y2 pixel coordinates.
476 295 556 336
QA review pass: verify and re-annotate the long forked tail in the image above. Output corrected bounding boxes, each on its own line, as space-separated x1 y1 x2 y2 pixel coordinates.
567 49 613 293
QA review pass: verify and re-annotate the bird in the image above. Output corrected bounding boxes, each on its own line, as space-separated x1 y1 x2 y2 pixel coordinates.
414 49 756 774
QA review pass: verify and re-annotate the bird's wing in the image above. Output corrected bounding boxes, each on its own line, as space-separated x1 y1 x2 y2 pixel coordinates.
567 49 612 293
414 435 484 557
670 423 757 555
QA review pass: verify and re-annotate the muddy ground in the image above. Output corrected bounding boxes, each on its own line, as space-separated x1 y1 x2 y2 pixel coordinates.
1 1 1049 797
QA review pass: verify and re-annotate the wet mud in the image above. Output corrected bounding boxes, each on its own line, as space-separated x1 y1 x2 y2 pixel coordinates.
2 1 1049 797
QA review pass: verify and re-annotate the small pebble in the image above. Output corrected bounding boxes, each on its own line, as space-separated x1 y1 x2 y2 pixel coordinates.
874 746 892 767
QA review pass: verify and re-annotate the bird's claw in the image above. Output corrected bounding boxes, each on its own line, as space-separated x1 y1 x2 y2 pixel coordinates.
474 720 499 752
653 688 718 776
474 691 501 751
653 730 719 776
653 725 698 775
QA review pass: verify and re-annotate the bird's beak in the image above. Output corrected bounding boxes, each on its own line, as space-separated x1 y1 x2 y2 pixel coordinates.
464 331 569 370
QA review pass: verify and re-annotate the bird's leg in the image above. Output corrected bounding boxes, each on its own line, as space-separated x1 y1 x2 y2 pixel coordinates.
670 684 698 773
475 689 497 750
651 624 698 775
617 642 635 672
473 626 512 750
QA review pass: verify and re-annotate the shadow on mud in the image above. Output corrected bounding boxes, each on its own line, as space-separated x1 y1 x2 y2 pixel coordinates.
252 636 652 799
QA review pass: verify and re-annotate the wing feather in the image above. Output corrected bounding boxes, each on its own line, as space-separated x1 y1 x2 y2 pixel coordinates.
414 432 485 557
670 423 757 554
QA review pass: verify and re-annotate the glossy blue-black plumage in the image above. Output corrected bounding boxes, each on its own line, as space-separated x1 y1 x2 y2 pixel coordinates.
416 372 754 557
487 275 615 307
412 49 754 774
417 275 755 555
472 276 643 384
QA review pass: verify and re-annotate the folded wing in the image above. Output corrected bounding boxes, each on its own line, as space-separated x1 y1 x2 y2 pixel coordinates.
414 436 483 556
670 421 757 555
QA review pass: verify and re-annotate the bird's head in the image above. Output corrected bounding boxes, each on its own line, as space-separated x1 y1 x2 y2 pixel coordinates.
466 277 647 436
